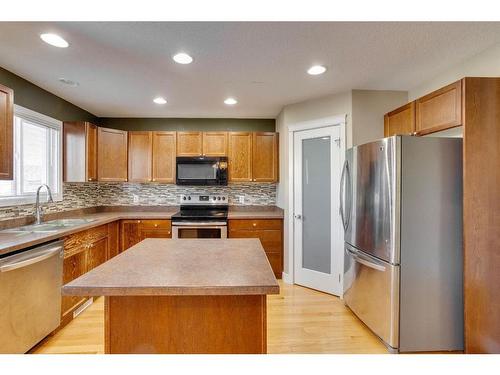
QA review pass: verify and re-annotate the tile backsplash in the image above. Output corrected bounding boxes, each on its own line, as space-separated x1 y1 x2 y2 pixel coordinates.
0 182 276 221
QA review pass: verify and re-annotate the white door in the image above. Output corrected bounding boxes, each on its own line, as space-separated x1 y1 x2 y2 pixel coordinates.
293 126 344 295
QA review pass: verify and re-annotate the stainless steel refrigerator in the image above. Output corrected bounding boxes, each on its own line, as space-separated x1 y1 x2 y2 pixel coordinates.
341 135 463 353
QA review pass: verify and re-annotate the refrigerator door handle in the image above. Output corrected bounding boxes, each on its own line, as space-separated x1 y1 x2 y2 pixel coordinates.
345 247 386 272
339 159 348 231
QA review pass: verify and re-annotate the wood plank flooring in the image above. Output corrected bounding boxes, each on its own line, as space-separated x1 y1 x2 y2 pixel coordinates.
32 281 387 354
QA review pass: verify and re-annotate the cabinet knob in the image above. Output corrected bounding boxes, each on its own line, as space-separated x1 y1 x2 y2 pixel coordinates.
152 178 156 182
154 224 158 228
137 220 141 223
252 222 257 227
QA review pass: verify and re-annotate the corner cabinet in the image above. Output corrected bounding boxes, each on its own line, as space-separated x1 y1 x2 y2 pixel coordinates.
98 127 128 182
0 84 14 180
228 132 279 183
63 122 98 182
384 102 416 137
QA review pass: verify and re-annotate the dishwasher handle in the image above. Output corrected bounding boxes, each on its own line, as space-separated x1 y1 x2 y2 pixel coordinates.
0 241 64 273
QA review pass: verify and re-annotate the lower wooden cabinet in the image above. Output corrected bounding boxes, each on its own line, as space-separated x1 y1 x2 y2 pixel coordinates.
61 224 110 327
120 219 172 252
228 219 283 278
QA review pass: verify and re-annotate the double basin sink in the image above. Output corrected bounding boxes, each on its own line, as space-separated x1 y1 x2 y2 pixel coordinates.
3 218 97 235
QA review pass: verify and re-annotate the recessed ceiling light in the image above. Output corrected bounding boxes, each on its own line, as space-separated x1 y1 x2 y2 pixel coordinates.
224 98 238 105
172 52 193 64
307 65 327 75
153 97 167 105
59 78 79 87
40 33 69 48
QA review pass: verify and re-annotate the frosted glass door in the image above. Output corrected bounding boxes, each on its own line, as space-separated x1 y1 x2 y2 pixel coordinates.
293 126 343 296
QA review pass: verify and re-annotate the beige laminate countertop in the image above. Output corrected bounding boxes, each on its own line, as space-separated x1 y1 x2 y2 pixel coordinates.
0 206 283 257
62 238 280 296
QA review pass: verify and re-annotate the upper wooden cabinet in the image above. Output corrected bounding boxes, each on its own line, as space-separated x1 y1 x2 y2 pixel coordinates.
98 127 128 182
203 131 228 156
0 84 13 180
384 102 416 137
416 80 462 135
152 131 176 183
63 122 98 182
252 132 278 182
228 132 253 182
177 131 202 156
128 131 152 182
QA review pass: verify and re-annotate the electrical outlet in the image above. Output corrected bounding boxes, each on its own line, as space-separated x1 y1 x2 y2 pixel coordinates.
238 195 245 204
133 194 139 204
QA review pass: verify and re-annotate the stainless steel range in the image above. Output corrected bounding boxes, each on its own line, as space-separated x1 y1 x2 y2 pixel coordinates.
171 194 228 239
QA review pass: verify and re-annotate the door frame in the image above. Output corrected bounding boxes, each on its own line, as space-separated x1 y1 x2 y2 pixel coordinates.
285 115 347 295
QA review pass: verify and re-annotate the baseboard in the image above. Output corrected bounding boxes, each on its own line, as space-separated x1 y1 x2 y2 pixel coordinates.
281 272 293 284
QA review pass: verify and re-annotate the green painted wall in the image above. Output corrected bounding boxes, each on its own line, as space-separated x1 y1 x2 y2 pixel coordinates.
0 67 98 122
99 117 275 132
0 66 276 131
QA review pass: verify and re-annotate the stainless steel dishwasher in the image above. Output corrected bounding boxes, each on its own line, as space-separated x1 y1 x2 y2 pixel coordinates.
0 240 64 353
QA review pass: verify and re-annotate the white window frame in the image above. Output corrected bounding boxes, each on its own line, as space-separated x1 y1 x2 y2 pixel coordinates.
0 105 63 207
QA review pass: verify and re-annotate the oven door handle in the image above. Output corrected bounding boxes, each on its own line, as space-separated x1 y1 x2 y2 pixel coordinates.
172 222 227 226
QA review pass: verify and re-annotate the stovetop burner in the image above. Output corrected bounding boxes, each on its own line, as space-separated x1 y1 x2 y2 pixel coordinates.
172 194 229 223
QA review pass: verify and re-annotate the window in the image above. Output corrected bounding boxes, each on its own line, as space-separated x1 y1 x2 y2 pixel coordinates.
0 105 62 206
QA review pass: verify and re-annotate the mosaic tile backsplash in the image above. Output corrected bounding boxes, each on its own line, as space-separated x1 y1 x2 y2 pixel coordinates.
0 182 277 221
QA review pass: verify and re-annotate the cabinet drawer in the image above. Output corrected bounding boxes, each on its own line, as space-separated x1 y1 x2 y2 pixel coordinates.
140 219 171 230
228 229 282 253
229 219 282 231
64 224 108 257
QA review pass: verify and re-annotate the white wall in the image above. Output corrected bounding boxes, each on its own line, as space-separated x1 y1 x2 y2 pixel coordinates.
409 43 500 100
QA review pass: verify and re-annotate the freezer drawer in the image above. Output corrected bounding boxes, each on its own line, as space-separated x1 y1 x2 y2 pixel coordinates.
0 240 64 353
343 244 400 350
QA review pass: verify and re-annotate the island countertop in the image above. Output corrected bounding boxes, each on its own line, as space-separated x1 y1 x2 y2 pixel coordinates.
62 238 280 297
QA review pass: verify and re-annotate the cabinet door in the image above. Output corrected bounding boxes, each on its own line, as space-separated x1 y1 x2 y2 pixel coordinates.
86 237 108 271
108 221 120 259
0 84 13 180
98 127 128 181
252 132 278 182
139 220 172 239
86 123 98 181
128 131 153 182
384 102 416 137
61 250 87 318
177 131 202 156
228 132 253 182
203 132 228 156
120 220 142 252
152 131 176 183
416 80 462 135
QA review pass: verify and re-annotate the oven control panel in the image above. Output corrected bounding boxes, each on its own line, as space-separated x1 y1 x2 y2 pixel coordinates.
179 194 228 205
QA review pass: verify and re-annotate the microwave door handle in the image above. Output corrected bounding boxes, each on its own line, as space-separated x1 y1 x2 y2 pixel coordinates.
345 247 386 272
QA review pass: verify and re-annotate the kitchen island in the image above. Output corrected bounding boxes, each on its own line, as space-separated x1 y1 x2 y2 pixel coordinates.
62 238 279 354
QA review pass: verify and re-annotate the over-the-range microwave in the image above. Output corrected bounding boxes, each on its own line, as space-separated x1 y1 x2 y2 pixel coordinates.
176 157 228 185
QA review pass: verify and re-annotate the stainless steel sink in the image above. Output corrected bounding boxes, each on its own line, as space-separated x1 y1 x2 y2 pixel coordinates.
3 218 96 234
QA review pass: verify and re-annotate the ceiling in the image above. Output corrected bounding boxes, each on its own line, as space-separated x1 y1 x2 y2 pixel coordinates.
0 22 499 118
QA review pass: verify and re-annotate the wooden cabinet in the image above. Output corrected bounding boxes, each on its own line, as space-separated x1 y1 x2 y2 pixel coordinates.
108 221 120 259
98 127 128 181
416 80 462 135
203 132 228 156
152 131 176 183
128 131 152 182
63 122 98 182
228 132 253 182
177 131 202 156
252 132 278 182
228 219 283 278
228 132 279 183
120 219 172 252
384 102 416 137
61 224 110 326
0 83 13 180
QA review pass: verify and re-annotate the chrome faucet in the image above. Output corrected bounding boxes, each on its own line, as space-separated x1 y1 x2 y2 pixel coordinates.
34 184 54 224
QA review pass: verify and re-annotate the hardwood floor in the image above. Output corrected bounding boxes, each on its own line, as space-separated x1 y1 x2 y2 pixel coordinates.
32 281 387 354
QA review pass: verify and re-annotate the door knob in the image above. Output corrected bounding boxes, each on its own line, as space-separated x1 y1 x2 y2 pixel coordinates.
294 214 302 220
